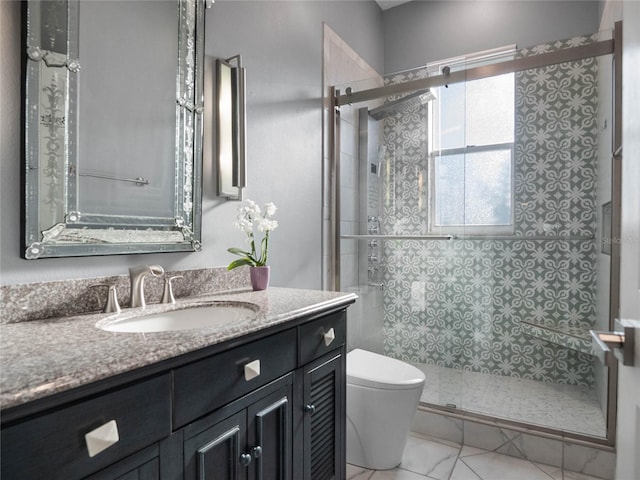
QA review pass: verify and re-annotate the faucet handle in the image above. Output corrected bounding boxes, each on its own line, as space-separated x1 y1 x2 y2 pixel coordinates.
161 275 183 304
91 283 121 314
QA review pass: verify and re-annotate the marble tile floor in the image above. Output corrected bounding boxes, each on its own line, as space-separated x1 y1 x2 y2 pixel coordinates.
413 363 606 437
347 433 607 480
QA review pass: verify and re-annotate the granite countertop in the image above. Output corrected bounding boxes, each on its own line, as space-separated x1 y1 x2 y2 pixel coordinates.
0 287 357 411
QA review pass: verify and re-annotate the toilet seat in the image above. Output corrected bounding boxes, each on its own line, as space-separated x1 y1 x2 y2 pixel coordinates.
347 349 425 390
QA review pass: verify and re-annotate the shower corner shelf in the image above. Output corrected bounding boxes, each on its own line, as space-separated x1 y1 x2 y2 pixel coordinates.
520 320 594 356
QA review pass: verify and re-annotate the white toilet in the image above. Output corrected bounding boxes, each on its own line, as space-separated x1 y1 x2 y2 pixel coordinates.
346 348 426 470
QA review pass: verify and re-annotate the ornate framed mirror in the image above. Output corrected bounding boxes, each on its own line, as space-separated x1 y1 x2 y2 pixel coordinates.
23 0 204 259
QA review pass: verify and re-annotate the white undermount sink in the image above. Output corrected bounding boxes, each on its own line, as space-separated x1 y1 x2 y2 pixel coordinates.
96 302 259 333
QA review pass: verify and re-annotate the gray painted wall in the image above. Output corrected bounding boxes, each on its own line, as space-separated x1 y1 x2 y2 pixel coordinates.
382 0 600 73
0 0 383 287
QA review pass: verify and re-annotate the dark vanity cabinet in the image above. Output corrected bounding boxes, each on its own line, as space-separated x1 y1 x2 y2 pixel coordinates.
176 309 346 480
0 308 348 480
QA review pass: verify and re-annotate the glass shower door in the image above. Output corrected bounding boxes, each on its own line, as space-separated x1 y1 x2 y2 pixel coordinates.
338 103 385 355
332 30 616 439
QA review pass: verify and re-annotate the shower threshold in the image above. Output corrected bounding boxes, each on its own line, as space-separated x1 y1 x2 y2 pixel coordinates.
412 362 606 438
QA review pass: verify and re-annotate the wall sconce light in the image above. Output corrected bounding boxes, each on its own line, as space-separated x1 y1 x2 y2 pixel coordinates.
216 54 246 200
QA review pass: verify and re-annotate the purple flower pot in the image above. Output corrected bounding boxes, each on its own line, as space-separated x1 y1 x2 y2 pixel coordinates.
250 266 270 291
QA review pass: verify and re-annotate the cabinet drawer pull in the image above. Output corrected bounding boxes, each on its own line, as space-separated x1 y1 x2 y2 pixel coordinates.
85 420 119 458
323 328 336 347
244 359 261 381
252 445 262 458
239 453 252 466
303 404 316 415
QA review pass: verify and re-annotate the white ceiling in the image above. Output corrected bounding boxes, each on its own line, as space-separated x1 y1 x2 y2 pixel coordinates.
375 0 412 11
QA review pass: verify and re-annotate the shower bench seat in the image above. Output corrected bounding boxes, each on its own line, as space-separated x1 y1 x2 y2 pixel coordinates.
520 320 594 356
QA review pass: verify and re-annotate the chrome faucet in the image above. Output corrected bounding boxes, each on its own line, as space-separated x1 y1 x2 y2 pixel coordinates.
129 265 164 308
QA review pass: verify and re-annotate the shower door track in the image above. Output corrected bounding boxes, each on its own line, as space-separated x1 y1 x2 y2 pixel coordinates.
340 234 453 240
334 39 614 107
419 402 616 450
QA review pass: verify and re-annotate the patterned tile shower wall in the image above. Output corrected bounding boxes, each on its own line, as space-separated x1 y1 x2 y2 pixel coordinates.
381 36 599 387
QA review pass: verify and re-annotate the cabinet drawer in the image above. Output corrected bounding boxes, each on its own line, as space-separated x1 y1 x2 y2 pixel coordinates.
298 310 346 365
1 374 171 480
173 327 297 429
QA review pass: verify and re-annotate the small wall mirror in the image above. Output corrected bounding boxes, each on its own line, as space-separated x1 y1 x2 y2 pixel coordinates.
216 55 246 200
23 0 205 259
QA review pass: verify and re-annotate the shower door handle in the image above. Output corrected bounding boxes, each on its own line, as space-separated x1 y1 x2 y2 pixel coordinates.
590 318 638 366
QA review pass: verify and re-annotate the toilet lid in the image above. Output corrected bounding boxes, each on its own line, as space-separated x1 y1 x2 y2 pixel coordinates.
346 349 426 390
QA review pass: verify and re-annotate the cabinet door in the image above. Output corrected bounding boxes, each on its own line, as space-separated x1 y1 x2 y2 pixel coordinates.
184 411 248 480
246 383 293 480
183 375 295 480
302 353 345 480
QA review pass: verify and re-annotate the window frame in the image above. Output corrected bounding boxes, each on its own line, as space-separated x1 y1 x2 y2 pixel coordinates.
426 54 516 237
428 143 515 236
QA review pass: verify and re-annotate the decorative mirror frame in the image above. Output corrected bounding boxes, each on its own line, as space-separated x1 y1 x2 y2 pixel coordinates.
23 0 205 259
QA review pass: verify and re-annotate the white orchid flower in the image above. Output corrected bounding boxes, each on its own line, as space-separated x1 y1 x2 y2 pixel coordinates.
257 218 278 233
264 202 277 217
227 199 278 270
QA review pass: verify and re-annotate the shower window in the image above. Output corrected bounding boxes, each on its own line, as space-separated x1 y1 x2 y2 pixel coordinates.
429 72 515 235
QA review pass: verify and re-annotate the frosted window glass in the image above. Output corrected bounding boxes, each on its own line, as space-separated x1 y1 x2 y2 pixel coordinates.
435 149 512 226
434 82 466 151
434 154 465 225
432 73 514 151
466 74 514 146
464 150 512 225
430 66 514 230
